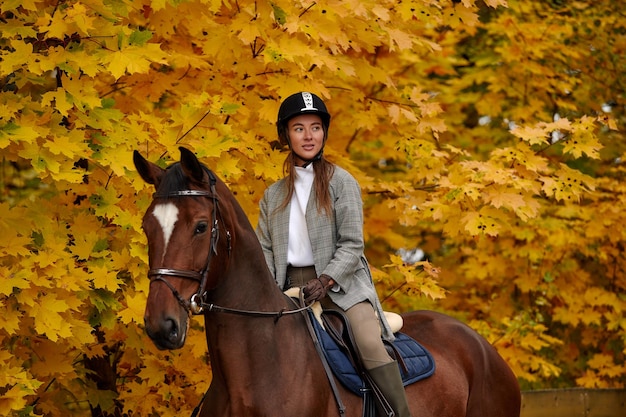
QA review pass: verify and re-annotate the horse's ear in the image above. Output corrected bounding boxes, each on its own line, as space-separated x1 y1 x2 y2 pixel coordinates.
133 150 165 187
179 147 205 184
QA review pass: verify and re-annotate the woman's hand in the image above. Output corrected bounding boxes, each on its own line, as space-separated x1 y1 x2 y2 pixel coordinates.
303 274 334 304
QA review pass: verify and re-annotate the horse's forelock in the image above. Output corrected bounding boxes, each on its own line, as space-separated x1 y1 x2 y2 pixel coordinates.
153 163 181 196
156 162 213 196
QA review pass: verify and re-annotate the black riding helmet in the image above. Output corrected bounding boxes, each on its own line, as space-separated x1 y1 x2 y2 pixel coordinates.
277 92 331 132
276 93 331 165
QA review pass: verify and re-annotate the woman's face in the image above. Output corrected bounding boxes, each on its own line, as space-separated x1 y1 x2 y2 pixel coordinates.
287 113 325 166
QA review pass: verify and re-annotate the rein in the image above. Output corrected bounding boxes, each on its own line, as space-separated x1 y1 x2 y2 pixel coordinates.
197 300 311 319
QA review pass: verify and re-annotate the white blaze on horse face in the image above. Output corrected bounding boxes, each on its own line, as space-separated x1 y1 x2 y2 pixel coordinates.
152 203 179 257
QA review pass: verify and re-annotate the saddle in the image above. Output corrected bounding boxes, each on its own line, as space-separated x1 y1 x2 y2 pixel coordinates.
321 310 407 373
311 309 435 395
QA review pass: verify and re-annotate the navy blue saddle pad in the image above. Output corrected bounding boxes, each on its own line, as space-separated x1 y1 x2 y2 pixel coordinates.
310 312 436 396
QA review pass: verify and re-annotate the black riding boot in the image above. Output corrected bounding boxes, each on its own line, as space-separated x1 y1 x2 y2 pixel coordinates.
368 361 412 417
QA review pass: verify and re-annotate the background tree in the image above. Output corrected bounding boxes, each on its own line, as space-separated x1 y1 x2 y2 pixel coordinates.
392 0 626 389
0 0 623 415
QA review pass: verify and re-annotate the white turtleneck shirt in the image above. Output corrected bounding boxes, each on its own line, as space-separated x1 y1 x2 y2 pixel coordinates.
287 164 315 266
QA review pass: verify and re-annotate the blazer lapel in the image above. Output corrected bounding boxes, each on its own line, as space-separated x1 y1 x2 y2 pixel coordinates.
306 185 329 270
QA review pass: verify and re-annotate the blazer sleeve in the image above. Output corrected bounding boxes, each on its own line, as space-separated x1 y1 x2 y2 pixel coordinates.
256 188 276 280
320 170 365 288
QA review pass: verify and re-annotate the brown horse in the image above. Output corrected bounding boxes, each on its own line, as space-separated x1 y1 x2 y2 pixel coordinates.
133 147 521 417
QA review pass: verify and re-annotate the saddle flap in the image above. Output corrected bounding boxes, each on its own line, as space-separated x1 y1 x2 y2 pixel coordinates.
320 309 365 374
384 340 409 374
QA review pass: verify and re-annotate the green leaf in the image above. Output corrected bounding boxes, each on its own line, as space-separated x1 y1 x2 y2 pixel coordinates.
272 3 287 25
129 29 153 46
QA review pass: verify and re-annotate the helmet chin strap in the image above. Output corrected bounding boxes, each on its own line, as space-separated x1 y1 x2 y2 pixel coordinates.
296 149 323 168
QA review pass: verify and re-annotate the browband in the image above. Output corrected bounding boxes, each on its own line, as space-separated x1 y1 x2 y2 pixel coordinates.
153 190 217 198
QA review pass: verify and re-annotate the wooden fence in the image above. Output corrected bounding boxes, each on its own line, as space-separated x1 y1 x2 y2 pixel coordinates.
521 388 626 417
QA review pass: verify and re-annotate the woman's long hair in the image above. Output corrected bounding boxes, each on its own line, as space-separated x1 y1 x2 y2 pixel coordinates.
279 152 335 216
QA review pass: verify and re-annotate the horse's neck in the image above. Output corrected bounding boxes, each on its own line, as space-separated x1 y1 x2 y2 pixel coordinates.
225 199 288 306
204 226 308 367
204 271 306 390
200 204 328 409
205 219 295 335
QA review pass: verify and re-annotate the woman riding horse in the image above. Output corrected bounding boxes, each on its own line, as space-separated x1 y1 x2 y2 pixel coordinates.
134 146 522 417
256 92 411 416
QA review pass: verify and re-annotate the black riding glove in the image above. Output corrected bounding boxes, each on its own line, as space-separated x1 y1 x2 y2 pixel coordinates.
303 274 333 304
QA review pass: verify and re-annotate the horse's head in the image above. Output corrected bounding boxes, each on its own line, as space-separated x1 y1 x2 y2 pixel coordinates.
133 147 231 349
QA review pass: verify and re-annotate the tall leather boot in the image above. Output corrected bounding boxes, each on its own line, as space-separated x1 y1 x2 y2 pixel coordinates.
367 361 412 417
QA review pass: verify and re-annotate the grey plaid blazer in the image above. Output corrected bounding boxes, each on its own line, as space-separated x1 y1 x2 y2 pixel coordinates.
256 165 394 341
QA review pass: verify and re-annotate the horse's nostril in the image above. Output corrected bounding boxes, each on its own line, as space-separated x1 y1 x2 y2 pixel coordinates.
145 316 183 349
164 318 179 342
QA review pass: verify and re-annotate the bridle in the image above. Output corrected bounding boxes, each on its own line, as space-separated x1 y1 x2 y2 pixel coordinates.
148 170 229 315
146 170 310 319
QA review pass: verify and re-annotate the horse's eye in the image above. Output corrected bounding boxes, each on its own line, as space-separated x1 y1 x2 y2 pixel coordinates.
194 222 209 235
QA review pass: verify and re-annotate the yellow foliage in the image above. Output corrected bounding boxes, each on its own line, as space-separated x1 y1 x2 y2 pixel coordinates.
1 0 625 414
119 291 148 325
383 255 446 300
0 385 30 417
